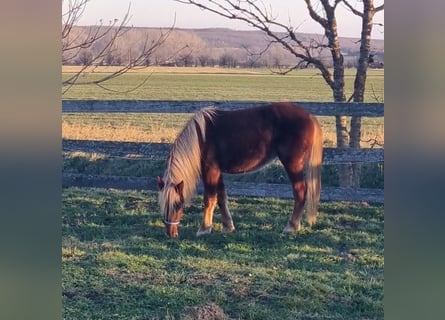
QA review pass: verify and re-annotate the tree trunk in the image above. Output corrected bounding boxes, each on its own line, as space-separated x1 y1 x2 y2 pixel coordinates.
336 115 353 186
350 116 362 187
350 0 376 188
325 4 352 187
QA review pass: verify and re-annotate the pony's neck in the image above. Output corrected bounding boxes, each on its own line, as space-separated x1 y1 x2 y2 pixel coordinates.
163 107 216 205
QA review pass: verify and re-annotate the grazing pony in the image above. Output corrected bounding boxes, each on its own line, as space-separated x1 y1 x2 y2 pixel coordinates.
157 102 322 238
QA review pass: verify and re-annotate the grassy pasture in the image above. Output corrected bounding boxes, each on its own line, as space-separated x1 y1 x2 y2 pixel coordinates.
63 187 383 319
62 67 384 318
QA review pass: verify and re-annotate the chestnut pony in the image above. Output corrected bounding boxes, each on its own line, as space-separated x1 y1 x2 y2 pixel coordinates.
157 102 323 238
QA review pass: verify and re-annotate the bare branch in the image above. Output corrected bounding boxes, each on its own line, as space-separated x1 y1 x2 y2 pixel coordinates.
370 84 384 103
175 0 336 89
242 40 276 67
62 0 179 94
303 0 329 28
361 135 384 148
342 0 364 17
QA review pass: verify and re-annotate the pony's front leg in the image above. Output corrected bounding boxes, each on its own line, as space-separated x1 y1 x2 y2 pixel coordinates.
197 166 226 236
196 190 217 236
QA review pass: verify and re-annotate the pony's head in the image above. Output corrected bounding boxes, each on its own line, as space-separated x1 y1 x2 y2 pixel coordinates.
157 176 185 238
156 107 215 238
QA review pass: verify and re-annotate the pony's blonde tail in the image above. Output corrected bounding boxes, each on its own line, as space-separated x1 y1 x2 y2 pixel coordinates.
305 115 323 225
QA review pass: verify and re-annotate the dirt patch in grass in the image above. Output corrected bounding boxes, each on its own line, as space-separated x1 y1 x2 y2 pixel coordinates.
181 303 229 320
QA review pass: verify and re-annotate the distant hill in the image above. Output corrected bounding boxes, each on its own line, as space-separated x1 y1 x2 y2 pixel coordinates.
185 27 384 67
184 27 384 53
65 26 384 67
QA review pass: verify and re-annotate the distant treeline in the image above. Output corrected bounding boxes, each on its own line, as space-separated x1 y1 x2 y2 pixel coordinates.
63 26 384 69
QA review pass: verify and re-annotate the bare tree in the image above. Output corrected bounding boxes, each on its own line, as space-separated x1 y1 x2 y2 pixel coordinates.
62 0 176 94
197 54 211 66
175 0 383 187
343 0 384 186
177 52 195 66
219 52 238 67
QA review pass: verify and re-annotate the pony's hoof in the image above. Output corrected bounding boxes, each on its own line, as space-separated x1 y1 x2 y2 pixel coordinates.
222 224 235 233
283 222 301 234
196 226 212 237
306 215 317 226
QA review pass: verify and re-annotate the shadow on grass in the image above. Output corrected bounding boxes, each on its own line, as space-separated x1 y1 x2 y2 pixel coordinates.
64 152 384 189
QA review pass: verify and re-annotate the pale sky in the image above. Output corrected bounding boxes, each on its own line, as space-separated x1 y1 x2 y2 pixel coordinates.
64 0 384 40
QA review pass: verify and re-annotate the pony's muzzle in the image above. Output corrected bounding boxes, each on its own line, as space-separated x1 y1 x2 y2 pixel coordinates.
166 226 178 238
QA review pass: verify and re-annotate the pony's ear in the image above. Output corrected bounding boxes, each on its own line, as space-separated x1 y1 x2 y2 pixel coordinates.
156 176 165 190
174 181 184 196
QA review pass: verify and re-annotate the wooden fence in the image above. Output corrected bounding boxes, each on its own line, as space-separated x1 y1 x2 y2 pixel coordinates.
62 100 384 203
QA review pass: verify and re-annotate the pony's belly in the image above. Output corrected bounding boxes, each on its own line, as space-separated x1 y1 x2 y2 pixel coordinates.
223 156 276 174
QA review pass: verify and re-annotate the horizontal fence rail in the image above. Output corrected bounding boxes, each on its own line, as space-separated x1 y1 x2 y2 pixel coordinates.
63 173 384 203
62 100 384 203
62 100 384 117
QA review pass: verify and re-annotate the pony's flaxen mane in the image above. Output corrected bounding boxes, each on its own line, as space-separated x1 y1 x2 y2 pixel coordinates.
159 107 217 217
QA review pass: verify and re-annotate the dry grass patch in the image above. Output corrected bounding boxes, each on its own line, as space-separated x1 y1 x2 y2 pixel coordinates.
62 65 266 75
62 120 383 148
62 122 178 143
182 303 229 320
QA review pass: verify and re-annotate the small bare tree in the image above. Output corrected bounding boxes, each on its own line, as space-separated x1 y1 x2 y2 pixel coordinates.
175 0 383 187
62 0 177 94
197 54 211 66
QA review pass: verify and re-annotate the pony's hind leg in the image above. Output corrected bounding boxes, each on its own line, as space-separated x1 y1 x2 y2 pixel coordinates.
283 176 306 233
217 176 235 233
281 159 307 233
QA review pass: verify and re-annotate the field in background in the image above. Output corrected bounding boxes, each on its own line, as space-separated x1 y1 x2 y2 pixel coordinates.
62 67 384 102
63 187 383 319
62 67 384 147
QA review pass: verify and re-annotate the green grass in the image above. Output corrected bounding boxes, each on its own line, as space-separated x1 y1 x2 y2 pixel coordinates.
62 187 383 319
62 68 384 102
